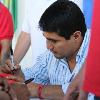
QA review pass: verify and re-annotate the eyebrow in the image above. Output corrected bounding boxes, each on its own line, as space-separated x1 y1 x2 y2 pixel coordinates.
43 33 59 41
46 38 58 42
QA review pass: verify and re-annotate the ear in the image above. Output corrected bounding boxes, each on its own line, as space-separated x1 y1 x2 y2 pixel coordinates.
73 31 81 40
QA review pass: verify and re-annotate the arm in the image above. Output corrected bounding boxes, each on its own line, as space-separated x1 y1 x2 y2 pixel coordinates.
0 39 11 66
77 64 88 100
13 31 31 65
27 82 64 100
77 90 88 100
1 31 31 73
0 77 17 100
0 77 30 100
63 65 84 100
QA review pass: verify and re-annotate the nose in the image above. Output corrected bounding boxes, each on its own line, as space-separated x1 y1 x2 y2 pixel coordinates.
46 40 54 50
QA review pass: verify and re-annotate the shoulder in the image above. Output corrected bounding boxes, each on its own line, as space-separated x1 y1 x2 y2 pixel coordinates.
0 3 12 17
0 3 14 40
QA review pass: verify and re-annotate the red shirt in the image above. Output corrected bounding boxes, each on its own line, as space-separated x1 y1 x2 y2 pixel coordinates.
83 0 100 96
0 2 14 52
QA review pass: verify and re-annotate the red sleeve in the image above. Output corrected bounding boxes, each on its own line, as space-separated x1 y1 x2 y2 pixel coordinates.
0 3 14 40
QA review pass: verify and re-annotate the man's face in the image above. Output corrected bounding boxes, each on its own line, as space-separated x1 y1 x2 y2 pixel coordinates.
43 32 82 59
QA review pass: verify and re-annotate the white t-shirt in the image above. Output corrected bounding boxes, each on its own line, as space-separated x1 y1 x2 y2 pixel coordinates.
22 0 83 66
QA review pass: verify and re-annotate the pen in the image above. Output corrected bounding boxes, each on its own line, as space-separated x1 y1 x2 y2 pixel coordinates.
10 47 16 74
24 78 34 84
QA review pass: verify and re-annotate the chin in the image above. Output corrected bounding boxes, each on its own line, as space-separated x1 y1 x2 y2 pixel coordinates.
54 54 64 59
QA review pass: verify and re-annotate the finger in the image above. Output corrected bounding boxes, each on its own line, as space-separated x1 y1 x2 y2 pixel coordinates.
8 87 18 100
2 64 12 73
0 66 10 74
6 75 22 82
6 59 15 71
3 78 9 92
0 78 9 92
6 76 17 81
63 95 73 100
6 59 20 71
13 64 21 70
6 59 13 67
0 86 3 90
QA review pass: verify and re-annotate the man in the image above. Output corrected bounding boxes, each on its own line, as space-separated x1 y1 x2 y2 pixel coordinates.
0 2 14 66
18 0 90 99
13 0 84 68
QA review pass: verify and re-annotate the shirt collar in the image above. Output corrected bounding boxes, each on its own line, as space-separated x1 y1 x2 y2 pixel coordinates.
76 29 90 63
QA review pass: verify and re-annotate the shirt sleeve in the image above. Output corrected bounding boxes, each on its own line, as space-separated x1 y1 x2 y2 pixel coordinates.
21 0 31 34
22 50 50 85
0 3 14 40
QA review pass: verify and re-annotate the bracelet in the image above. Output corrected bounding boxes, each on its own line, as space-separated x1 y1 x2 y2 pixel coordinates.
38 84 44 99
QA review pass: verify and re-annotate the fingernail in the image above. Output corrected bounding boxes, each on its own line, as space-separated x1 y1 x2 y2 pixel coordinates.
0 86 2 90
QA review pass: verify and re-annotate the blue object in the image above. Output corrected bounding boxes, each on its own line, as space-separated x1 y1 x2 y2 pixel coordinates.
83 0 94 28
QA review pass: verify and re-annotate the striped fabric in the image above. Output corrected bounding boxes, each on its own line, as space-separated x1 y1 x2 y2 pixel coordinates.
23 29 90 94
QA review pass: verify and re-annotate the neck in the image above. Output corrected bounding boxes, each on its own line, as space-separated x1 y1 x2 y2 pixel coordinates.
67 59 76 71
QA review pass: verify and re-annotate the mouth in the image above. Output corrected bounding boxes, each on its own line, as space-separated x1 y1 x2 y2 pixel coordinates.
51 50 56 54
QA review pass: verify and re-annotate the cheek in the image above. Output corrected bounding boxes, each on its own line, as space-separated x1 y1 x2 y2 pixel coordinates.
55 44 66 52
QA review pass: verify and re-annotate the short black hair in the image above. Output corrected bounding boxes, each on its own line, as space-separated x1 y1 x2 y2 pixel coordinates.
39 0 87 39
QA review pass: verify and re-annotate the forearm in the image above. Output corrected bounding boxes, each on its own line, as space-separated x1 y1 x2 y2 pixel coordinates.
63 64 85 100
27 83 64 100
42 85 64 100
0 40 11 66
0 49 10 66
14 31 31 64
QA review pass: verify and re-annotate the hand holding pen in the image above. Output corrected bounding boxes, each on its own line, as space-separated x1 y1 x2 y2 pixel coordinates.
10 47 17 74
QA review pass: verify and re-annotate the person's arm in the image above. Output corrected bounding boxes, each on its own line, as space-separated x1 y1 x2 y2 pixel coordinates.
13 31 31 65
77 90 88 100
77 63 88 100
63 65 84 100
0 77 18 100
27 82 64 100
0 77 30 100
0 39 11 66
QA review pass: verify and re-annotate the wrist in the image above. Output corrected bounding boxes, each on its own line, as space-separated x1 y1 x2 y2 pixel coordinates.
38 84 44 99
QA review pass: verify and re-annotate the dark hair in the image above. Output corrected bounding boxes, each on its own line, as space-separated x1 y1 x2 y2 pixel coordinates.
39 0 87 39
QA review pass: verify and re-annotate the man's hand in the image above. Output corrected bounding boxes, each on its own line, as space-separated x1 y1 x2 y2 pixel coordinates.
0 59 20 74
0 78 18 100
63 78 80 100
63 66 84 100
6 74 25 83
0 77 9 92
11 83 30 100
77 90 88 100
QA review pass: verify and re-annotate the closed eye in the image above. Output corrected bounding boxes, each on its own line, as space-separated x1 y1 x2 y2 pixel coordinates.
47 39 57 43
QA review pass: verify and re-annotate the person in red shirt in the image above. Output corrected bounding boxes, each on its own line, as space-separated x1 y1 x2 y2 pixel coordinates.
0 2 14 66
78 0 100 100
